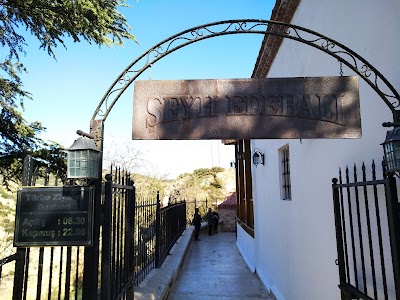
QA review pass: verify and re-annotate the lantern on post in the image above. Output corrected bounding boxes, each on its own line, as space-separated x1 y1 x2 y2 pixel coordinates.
382 127 400 174
67 136 100 179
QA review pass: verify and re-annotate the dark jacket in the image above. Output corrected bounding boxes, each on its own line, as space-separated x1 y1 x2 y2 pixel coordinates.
213 212 219 223
193 212 201 228
207 211 214 226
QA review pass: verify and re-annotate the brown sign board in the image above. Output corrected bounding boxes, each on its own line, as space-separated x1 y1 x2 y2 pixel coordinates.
132 77 361 140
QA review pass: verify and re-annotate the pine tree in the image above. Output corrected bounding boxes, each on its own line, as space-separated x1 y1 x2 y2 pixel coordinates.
0 0 136 187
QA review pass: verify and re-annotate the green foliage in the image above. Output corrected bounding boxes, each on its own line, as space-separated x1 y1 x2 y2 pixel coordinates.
131 167 234 205
130 167 234 227
0 0 137 104
0 199 15 257
132 173 169 199
0 0 136 188
169 167 235 207
193 166 224 177
33 142 68 180
0 142 67 189
0 186 12 199
0 0 136 60
179 167 227 201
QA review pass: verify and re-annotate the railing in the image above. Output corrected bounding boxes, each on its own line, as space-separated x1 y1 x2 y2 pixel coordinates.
0 154 85 300
332 161 400 300
0 253 20 298
0 153 191 298
134 196 157 285
102 169 135 300
155 196 186 267
134 193 187 285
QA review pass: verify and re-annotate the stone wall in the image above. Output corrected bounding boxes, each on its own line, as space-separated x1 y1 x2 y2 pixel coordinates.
218 207 236 232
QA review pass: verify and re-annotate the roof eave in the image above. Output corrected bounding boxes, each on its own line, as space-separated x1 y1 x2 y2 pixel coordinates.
252 0 301 78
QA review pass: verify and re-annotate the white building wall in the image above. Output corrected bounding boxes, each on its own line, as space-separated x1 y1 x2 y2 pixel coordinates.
238 1 400 300
236 224 256 272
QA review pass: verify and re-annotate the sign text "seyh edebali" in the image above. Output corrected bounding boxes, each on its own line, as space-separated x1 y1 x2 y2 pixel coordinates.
133 77 361 140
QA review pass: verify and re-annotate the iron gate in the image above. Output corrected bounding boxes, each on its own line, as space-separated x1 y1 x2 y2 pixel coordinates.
101 168 135 300
0 155 136 300
0 154 188 299
0 154 86 300
332 161 400 300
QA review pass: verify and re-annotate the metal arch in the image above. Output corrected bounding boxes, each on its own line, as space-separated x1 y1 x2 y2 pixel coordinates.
92 19 400 123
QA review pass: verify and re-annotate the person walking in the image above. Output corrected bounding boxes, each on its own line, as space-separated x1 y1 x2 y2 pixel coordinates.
213 211 220 233
192 208 202 241
207 208 214 236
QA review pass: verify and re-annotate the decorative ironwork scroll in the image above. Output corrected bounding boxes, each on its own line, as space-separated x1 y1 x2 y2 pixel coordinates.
92 19 400 123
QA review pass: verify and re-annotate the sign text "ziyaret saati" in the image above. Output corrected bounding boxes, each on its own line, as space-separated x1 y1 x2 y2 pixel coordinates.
132 77 361 140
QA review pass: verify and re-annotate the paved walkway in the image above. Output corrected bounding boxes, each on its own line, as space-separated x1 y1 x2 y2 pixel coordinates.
167 232 276 300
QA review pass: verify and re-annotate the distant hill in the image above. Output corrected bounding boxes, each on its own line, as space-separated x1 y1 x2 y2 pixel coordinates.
0 167 236 255
133 166 235 203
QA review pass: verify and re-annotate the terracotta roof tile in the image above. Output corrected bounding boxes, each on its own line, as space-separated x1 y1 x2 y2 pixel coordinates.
219 192 237 207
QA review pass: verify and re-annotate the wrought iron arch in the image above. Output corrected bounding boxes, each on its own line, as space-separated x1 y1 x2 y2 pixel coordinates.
92 19 400 125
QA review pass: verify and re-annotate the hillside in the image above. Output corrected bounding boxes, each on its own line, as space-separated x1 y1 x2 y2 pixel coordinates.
0 167 235 256
0 186 16 258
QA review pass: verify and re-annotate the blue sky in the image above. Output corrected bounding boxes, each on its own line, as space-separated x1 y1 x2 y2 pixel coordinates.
18 0 275 178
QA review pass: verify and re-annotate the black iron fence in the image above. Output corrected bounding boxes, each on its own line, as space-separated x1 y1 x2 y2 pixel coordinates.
1 246 86 300
155 197 186 267
101 168 135 300
134 196 157 285
0 155 189 299
332 161 400 300
134 193 186 285
0 154 84 300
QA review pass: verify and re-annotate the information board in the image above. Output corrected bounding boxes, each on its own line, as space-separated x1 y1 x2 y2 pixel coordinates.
14 186 94 247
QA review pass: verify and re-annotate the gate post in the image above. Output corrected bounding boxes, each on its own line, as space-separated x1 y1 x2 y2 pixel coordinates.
101 174 113 300
331 178 351 300
155 192 161 268
13 152 33 300
82 177 102 299
125 177 135 298
81 119 104 299
385 174 400 299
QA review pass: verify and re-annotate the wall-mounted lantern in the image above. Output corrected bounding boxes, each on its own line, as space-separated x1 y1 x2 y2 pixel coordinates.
382 127 400 174
252 148 264 167
67 136 99 179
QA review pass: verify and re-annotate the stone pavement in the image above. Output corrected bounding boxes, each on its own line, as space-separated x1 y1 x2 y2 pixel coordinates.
134 226 275 300
167 231 276 300
134 226 195 300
